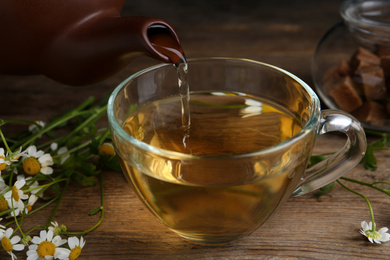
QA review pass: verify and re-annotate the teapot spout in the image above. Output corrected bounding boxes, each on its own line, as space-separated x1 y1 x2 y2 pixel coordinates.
40 16 184 85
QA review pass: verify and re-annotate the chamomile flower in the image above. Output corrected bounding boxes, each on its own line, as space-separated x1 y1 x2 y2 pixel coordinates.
98 143 115 157
48 221 67 236
4 179 29 216
26 230 67 260
360 221 390 244
0 227 25 260
17 175 42 197
67 236 86 260
22 146 54 176
53 236 86 260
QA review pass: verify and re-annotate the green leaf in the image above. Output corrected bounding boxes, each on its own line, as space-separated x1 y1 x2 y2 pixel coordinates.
99 155 122 172
89 206 103 216
73 173 98 187
89 138 100 155
50 182 61 193
313 182 335 197
361 146 377 171
308 154 326 168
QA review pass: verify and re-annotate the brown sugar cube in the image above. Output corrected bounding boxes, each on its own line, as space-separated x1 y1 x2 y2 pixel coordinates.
352 100 386 126
323 60 350 82
328 75 363 112
359 65 387 100
350 47 381 71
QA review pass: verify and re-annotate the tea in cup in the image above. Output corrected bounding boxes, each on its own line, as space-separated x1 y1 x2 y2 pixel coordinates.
107 58 366 244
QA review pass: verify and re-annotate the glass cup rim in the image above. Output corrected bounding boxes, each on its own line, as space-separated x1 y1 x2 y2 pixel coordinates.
107 57 320 159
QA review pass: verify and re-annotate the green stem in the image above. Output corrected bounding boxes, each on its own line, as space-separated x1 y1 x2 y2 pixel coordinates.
14 111 92 150
45 179 70 229
61 105 107 145
0 128 13 154
340 177 390 196
4 195 61 228
62 171 105 236
12 97 96 150
10 199 25 237
98 129 111 144
22 178 68 194
337 180 376 231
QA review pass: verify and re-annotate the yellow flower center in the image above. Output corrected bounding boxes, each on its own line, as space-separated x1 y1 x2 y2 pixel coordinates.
98 143 115 156
23 157 41 175
69 246 82 260
1 236 12 252
0 156 6 171
37 241 55 258
12 186 20 201
0 197 9 212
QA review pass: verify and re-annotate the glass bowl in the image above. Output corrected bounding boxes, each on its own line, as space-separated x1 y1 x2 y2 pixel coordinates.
312 0 390 132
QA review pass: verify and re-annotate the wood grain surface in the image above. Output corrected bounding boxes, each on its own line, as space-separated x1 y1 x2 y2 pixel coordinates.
1 0 389 259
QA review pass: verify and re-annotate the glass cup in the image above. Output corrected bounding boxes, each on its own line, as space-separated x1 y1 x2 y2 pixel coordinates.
107 57 367 244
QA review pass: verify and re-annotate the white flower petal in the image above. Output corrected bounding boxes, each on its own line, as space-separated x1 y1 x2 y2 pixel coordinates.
50 143 58 151
378 227 389 234
28 244 38 250
58 147 68 155
13 244 25 251
80 236 86 248
46 230 53 242
5 228 13 238
68 236 77 249
41 166 53 175
31 236 41 245
4 190 11 199
15 179 26 189
27 251 39 260
40 230 47 242
38 154 53 165
55 248 71 259
379 233 390 242
34 150 45 158
27 146 37 157
9 208 20 217
10 235 20 244
361 221 369 231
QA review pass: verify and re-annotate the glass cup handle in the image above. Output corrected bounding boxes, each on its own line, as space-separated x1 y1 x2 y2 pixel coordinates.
291 109 367 197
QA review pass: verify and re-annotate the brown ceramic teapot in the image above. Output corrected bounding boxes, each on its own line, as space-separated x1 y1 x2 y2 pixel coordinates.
0 0 184 85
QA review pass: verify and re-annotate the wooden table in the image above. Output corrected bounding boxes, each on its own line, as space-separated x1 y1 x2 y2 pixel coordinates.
1 0 389 259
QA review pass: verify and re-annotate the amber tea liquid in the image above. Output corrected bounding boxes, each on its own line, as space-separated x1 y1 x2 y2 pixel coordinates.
120 92 304 244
